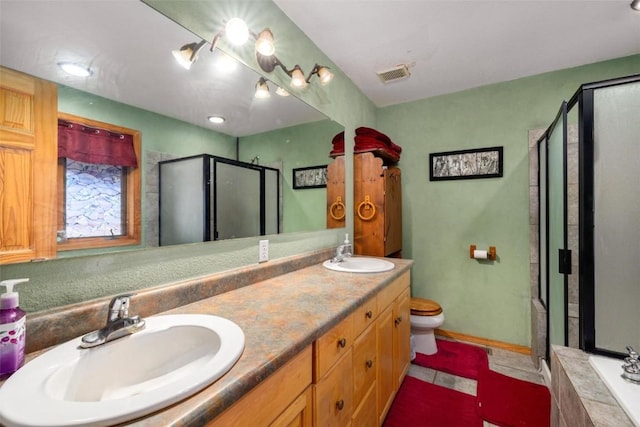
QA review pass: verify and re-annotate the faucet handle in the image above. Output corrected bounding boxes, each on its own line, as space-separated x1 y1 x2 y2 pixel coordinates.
107 293 135 322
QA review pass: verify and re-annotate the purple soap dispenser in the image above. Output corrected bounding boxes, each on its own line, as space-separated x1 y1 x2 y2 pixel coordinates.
0 278 28 380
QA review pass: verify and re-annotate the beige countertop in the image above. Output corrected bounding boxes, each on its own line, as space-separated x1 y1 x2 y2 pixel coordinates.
4 252 413 426
125 258 413 426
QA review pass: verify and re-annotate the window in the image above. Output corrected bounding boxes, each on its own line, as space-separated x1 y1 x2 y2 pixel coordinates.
57 113 141 251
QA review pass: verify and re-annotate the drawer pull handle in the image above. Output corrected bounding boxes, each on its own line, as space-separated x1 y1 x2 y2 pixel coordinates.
366 359 373 368
365 310 373 319
336 400 345 411
395 316 403 326
338 338 347 348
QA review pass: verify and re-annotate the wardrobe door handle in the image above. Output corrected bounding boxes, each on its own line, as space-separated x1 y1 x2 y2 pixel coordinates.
338 338 347 348
336 399 345 411
366 310 373 319
356 195 376 221
395 316 403 326
329 197 346 221
366 359 373 368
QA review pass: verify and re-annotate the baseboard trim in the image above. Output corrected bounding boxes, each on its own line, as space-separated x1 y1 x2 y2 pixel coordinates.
435 328 532 355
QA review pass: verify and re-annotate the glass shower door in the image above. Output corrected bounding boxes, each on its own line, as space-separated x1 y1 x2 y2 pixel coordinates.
547 102 569 349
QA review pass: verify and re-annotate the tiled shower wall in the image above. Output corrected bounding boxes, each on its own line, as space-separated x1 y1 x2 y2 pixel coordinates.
529 125 580 367
145 150 177 247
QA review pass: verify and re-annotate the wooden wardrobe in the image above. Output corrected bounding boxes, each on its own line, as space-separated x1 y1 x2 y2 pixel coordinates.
327 152 402 257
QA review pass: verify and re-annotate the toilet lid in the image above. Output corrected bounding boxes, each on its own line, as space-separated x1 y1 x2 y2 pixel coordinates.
411 298 442 316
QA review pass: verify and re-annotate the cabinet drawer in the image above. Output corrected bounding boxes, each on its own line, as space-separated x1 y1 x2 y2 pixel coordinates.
314 313 354 380
314 349 353 427
377 271 409 313
207 346 312 426
352 323 376 408
353 295 377 337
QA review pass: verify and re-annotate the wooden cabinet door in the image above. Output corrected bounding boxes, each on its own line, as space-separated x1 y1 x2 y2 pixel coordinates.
383 167 402 256
393 288 411 389
376 304 394 424
326 156 346 229
352 323 376 409
351 382 377 427
314 349 353 427
0 67 57 264
270 387 313 427
354 153 385 256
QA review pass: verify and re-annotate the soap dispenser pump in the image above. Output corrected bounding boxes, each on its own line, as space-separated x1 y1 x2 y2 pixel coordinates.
343 233 353 257
0 278 28 379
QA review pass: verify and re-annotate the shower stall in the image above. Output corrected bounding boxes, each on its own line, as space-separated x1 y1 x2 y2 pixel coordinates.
159 154 280 246
536 74 640 361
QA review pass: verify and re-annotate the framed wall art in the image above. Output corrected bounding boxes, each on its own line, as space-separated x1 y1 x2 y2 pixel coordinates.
292 165 328 189
429 146 503 181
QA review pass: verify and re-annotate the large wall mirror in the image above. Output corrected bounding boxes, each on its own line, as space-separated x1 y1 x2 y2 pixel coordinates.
0 0 347 313
1 0 343 252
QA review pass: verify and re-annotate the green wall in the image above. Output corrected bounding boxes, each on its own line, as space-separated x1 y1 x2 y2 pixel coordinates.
376 55 640 346
59 85 238 158
239 119 343 233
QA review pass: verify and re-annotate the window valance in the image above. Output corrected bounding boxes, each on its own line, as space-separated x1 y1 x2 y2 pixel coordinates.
58 120 138 167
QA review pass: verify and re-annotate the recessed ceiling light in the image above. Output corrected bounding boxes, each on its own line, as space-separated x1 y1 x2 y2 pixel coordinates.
58 62 92 77
207 115 225 124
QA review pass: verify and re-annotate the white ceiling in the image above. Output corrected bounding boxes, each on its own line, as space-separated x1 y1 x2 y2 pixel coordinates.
276 0 640 107
0 0 326 137
1 0 639 136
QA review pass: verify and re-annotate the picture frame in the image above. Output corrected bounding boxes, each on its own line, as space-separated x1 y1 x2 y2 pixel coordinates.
292 165 328 189
429 146 503 181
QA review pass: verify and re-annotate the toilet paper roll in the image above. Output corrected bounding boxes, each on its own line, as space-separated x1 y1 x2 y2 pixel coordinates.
473 250 488 259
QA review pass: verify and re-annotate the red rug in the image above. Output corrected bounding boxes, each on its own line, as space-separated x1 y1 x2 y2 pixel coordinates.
383 376 483 427
476 366 551 427
413 339 489 379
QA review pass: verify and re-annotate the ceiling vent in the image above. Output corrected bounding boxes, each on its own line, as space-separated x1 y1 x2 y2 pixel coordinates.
376 64 411 84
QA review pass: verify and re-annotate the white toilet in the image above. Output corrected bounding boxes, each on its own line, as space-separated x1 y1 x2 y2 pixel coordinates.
410 298 445 356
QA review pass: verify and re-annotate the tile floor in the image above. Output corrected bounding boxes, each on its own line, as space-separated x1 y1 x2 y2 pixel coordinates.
406 339 546 427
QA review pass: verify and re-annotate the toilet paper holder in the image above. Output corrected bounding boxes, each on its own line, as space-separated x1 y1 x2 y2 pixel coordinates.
469 245 497 261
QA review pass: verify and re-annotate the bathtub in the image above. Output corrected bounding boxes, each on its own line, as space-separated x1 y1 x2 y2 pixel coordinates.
589 355 640 427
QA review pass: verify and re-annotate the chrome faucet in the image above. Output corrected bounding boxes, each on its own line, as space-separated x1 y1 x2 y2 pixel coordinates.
80 294 146 348
622 346 640 384
331 242 353 263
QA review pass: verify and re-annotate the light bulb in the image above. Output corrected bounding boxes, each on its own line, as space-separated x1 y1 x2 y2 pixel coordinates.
255 29 275 56
225 18 249 46
275 86 290 97
290 66 308 88
207 116 225 124
317 66 334 85
255 78 271 98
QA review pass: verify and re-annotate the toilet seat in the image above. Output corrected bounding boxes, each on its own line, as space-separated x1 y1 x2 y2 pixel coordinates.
410 298 442 316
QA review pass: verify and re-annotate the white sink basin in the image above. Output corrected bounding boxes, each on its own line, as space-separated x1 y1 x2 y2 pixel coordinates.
323 256 395 273
0 314 245 427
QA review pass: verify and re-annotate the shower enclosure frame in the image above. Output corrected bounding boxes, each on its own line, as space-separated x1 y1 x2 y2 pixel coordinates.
537 102 571 362
570 74 640 358
158 154 280 246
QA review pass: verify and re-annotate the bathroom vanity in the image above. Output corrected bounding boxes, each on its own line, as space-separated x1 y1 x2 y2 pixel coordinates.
4 250 413 426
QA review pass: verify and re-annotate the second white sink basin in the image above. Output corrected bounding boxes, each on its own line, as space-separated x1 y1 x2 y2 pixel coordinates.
323 256 395 273
0 314 245 427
